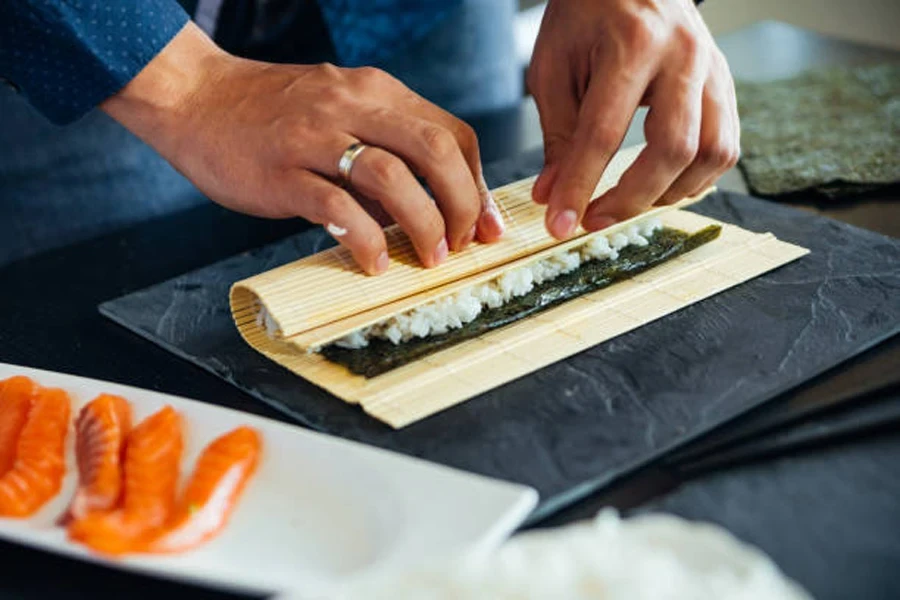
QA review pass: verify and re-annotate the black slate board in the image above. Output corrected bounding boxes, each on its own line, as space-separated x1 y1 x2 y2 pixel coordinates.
664 333 900 466
675 392 900 476
99 156 900 523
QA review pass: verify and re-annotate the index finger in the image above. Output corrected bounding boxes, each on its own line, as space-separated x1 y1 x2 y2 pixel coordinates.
583 59 705 227
544 68 648 239
407 99 506 244
356 109 480 252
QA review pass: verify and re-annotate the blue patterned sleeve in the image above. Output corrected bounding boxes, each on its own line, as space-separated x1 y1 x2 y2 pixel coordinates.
0 0 189 125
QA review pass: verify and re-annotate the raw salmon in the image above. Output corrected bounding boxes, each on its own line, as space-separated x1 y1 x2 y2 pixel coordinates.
0 376 39 476
58 394 132 525
0 387 71 518
68 406 183 554
144 426 261 553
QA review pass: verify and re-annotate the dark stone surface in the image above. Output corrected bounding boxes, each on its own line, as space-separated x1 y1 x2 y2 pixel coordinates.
674 391 900 475
100 173 900 522
663 333 900 466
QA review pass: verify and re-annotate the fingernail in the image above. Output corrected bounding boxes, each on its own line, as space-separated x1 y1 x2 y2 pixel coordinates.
587 215 617 231
375 251 390 274
550 209 578 239
484 192 505 235
433 238 448 266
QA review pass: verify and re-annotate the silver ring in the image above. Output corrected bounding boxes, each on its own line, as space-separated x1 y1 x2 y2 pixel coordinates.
337 142 368 187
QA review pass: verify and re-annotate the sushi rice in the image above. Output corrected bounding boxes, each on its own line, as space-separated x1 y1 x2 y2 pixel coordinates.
330 218 663 350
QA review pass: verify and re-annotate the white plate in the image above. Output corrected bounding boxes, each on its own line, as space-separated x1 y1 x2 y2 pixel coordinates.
0 363 537 597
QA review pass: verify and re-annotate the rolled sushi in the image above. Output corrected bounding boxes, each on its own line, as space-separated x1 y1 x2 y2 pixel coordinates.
320 220 722 378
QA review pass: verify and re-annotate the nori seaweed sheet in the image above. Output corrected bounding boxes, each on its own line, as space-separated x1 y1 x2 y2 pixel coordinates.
736 62 900 199
321 225 722 378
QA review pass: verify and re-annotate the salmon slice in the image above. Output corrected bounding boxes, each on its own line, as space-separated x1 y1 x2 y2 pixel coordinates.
0 387 71 518
144 426 261 553
68 406 183 554
58 394 132 525
0 376 39 476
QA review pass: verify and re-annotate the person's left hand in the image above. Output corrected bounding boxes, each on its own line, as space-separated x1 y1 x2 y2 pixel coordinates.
528 0 740 239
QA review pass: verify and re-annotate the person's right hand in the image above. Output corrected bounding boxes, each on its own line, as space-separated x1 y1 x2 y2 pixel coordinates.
102 22 505 275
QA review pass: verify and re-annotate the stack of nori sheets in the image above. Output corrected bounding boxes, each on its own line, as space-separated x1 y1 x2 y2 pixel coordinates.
737 63 900 199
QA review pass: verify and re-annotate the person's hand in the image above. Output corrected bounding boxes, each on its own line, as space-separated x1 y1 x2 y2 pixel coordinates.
102 23 505 275
528 0 740 238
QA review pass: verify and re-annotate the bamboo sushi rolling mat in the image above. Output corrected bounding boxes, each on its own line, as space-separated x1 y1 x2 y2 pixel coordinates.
230 147 809 428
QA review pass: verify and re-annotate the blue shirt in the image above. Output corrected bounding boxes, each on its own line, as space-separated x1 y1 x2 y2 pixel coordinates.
0 0 457 125
0 1 189 125
317 1 456 67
